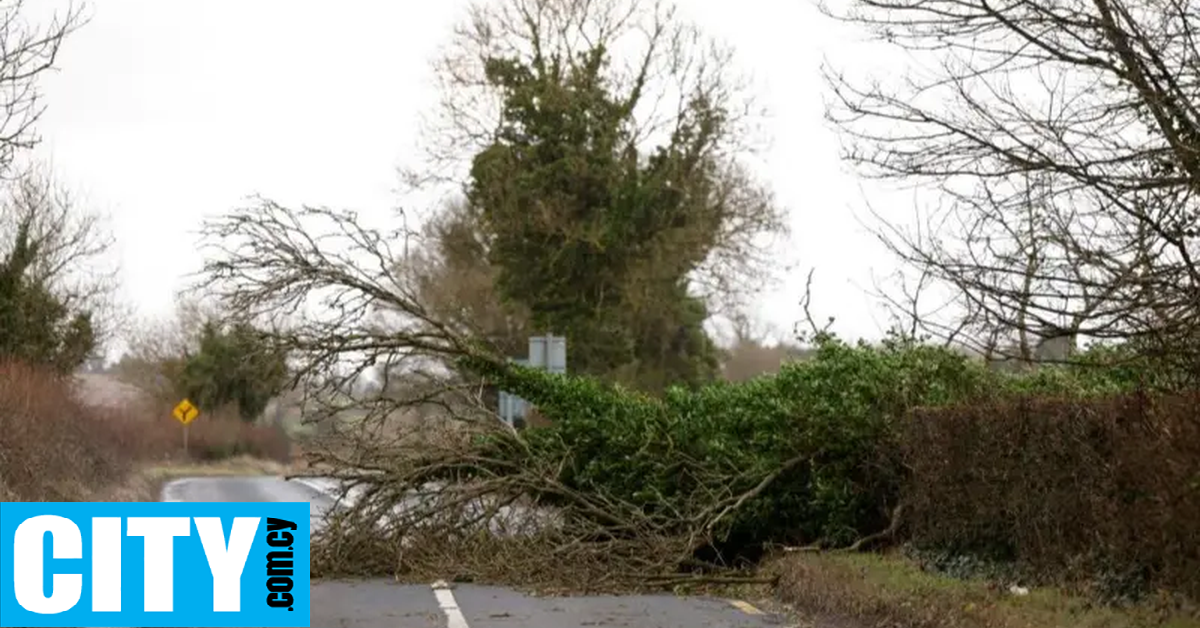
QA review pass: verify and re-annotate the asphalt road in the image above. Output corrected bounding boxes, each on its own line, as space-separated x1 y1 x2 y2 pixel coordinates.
161 475 794 628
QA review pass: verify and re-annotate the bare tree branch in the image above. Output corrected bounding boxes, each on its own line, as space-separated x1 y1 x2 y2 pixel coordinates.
0 1 87 178
824 0 1200 373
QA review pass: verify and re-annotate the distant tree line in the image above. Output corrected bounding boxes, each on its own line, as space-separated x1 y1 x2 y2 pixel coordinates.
112 298 290 422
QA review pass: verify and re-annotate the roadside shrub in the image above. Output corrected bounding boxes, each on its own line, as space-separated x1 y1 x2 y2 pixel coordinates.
0 361 131 500
187 416 292 463
903 391 1200 600
0 361 292 501
130 400 292 463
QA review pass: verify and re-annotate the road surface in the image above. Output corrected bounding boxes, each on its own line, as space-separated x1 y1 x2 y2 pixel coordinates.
161 475 794 628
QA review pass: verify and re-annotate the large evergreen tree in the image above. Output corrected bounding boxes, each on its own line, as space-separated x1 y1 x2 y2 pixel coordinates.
176 320 289 422
447 0 783 391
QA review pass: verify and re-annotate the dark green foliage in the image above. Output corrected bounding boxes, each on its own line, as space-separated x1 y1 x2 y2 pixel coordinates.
176 320 289 422
0 216 95 373
465 45 729 391
466 335 1006 556
455 329 1167 572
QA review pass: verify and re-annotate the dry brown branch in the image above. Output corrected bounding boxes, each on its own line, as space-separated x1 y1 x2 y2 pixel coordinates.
842 502 904 552
698 454 807 537
797 268 834 341
301 416 809 590
194 198 511 430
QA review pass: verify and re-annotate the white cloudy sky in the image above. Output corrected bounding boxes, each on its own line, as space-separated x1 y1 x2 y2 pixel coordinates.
28 0 912 357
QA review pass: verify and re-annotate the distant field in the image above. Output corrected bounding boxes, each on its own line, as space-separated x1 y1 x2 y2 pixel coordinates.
72 373 153 411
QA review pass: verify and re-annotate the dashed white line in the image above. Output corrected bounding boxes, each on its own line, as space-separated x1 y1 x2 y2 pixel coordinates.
432 580 470 628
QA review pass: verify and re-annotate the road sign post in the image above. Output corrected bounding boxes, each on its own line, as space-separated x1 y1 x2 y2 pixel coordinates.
172 399 200 455
499 334 566 427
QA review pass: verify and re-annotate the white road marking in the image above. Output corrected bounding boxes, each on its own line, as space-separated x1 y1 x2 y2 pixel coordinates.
160 478 188 502
728 599 765 615
432 581 469 628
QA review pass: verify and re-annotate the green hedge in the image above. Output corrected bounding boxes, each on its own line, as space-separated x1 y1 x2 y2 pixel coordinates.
461 334 1149 559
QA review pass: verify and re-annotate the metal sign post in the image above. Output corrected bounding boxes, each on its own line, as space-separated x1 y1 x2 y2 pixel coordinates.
528 334 567 374
499 335 566 427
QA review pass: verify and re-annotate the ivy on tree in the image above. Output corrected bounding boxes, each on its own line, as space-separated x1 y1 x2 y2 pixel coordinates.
465 47 736 390
0 216 95 373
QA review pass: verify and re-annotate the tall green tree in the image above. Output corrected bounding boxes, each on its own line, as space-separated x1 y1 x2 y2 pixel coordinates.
431 0 785 391
176 320 289 422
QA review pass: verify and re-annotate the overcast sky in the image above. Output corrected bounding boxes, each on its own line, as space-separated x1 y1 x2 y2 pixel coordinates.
29 0 906 357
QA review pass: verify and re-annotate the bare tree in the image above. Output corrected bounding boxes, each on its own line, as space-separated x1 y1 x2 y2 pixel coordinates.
0 1 86 178
719 311 809 381
824 0 1200 371
400 198 532 361
197 198 805 587
195 198 504 444
113 294 221 399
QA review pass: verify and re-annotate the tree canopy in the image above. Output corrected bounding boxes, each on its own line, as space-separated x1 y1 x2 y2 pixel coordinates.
413 0 787 391
175 319 290 422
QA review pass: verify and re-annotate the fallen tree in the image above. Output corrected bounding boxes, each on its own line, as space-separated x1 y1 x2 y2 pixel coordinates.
196 196 874 583
195 197 811 587
197 194 1163 592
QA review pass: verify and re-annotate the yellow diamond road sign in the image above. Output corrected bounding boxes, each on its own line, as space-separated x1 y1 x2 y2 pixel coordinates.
172 398 199 425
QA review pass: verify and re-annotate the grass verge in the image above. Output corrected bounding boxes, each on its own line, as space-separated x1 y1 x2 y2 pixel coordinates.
769 550 1200 628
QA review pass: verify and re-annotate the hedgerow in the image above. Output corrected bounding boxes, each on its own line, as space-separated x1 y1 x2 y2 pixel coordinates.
903 390 1200 602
